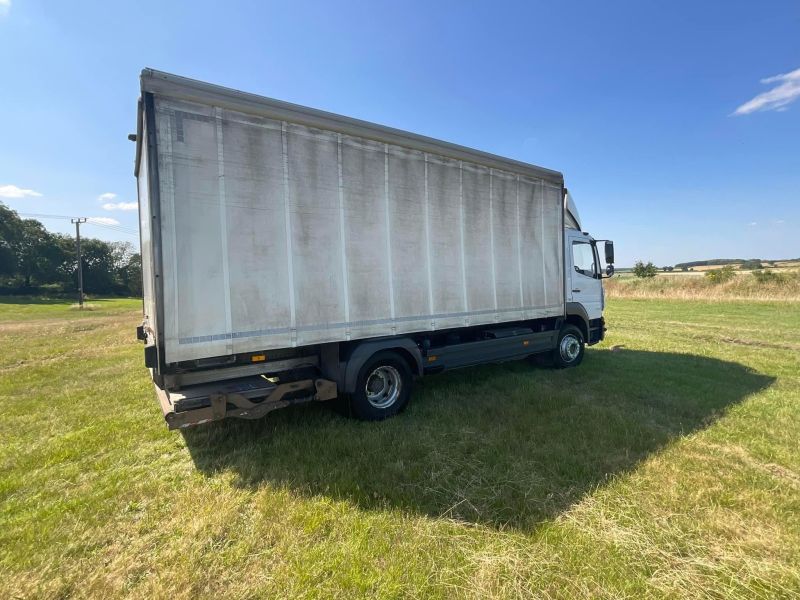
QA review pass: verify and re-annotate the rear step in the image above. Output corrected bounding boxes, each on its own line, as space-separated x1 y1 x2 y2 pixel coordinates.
156 375 337 429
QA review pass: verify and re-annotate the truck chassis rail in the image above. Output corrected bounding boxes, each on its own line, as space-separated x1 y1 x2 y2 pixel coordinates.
156 375 337 429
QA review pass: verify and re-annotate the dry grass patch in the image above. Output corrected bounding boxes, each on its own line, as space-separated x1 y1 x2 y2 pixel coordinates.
606 270 800 301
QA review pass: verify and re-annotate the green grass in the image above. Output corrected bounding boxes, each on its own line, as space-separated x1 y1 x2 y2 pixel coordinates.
0 296 141 321
1 297 799 598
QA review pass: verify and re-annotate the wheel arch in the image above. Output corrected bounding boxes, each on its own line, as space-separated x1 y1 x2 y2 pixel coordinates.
564 302 589 342
343 338 423 394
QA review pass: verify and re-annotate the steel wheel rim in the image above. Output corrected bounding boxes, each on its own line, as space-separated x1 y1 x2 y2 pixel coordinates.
559 334 581 362
365 365 402 409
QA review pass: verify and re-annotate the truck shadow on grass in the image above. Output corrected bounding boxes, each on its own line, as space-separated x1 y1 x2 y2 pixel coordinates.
182 349 774 532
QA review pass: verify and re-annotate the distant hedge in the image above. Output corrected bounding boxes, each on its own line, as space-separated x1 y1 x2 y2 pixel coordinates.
0 202 141 296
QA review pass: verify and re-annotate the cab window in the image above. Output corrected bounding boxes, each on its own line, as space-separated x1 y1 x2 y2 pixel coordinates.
572 242 597 278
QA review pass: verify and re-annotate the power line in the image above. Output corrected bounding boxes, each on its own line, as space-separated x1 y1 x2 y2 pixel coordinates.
17 211 138 231
16 212 73 220
16 212 138 237
87 222 139 235
25 214 137 234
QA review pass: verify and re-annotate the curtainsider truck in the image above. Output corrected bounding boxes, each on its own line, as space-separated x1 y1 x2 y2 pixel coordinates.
133 69 615 429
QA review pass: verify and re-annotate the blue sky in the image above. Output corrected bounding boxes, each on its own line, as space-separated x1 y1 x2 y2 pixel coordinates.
1 0 798 266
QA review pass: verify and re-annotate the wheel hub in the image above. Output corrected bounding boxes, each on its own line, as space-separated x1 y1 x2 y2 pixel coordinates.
560 334 581 361
365 365 402 409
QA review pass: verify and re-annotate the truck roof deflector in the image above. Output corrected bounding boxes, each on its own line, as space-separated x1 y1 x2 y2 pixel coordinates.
564 190 582 230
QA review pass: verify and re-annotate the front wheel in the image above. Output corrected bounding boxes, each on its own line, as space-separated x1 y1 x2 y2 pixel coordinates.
552 325 585 368
350 351 413 421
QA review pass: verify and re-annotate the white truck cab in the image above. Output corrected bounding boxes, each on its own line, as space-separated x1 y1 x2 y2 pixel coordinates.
563 191 614 343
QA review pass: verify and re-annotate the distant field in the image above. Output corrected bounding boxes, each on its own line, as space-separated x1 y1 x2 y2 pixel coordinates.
616 260 800 275
608 265 800 301
1 297 799 598
669 260 800 272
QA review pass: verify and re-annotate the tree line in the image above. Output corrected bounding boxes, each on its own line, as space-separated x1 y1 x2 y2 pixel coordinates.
0 202 142 296
672 258 792 269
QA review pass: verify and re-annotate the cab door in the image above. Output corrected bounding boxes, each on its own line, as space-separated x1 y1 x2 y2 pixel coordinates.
566 232 603 320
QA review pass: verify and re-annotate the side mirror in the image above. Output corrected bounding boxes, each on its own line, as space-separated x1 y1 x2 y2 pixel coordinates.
604 241 615 265
605 264 615 277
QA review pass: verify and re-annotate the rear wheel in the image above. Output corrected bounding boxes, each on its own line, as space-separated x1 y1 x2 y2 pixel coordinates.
552 325 585 368
350 351 413 420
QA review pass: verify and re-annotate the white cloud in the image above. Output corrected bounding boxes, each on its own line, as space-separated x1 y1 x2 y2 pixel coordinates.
0 184 43 198
0 0 10 18
97 192 137 211
733 67 800 115
748 222 757 226
88 217 121 226
102 201 138 211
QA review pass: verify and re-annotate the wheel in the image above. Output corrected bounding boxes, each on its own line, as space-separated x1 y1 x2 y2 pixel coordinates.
350 351 413 421
552 325 585 368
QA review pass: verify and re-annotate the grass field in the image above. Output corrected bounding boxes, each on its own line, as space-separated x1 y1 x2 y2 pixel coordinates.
606 267 800 301
1 296 799 598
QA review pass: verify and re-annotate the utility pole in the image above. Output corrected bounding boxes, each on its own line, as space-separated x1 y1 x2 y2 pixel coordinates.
71 218 87 308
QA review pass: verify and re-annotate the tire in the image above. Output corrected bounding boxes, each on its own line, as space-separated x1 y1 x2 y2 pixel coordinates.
350 351 413 421
552 324 585 368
